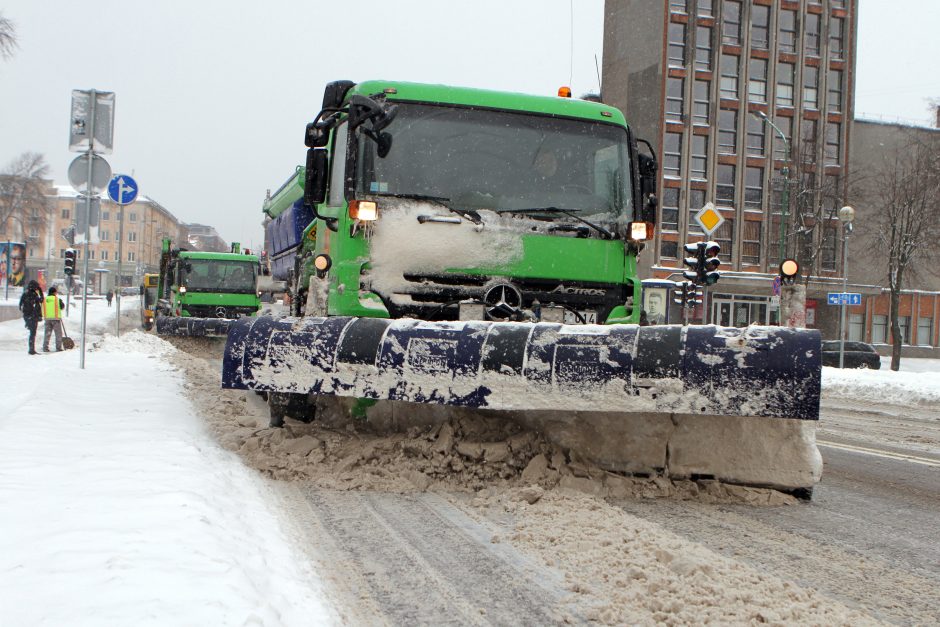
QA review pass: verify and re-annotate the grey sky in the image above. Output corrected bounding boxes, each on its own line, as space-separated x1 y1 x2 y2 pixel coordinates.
0 1 936 248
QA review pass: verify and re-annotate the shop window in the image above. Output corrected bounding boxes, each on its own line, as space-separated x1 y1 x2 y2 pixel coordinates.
918 317 933 345
871 315 887 343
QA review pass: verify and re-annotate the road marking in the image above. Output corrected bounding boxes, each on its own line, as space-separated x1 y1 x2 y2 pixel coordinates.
817 440 940 468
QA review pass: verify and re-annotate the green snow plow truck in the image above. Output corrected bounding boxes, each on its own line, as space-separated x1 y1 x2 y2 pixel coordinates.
154 239 262 337
222 80 823 496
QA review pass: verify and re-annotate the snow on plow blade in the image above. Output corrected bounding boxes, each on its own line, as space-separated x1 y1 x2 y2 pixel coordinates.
155 316 234 338
222 316 823 492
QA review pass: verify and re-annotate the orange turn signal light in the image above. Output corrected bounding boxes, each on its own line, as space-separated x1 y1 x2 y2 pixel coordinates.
348 200 378 221
627 221 654 242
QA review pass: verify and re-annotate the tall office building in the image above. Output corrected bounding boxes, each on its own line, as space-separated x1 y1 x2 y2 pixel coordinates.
603 0 857 331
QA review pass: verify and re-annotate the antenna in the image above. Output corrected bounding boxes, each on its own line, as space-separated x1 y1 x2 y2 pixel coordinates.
569 0 574 87
594 54 602 95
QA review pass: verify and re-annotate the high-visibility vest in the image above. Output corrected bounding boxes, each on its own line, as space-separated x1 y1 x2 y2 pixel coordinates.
43 295 61 320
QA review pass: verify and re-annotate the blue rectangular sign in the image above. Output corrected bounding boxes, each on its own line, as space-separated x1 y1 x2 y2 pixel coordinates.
827 292 861 305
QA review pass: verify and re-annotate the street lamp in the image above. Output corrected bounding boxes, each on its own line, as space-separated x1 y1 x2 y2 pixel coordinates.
752 111 791 263
838 205 855 368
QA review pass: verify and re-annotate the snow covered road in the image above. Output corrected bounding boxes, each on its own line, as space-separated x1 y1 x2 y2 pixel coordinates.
2 302 939 625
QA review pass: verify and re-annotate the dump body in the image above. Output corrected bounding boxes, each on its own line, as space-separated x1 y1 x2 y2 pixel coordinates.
140 273 159 331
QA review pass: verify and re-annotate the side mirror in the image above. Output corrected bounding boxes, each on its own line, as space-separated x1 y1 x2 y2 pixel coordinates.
304 148 328 206
636 140 659 224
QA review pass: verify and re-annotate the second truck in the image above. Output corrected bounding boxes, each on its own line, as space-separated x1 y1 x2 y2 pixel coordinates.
222 80 823 495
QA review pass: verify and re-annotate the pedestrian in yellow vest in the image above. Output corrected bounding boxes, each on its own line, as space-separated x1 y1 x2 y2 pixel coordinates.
43 286 65 352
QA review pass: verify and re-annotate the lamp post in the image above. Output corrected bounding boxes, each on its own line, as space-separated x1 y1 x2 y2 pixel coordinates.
753 111 791 324
838 205 855 368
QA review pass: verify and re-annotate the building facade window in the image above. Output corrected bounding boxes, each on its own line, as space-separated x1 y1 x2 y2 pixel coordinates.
750 4 770 50
690 135 708 180
670 0 688 13
128 231 137 242
828 68 843 113
102 211 110 221
101 230 109 241
746 114 766 155
803 65 818 108
744 166 763 210
668 22 687 67
666 77 685 121
662 188 680 231
695 26 712 71
128 251 136 262
101 250 108 261
829 16 844 60
748 58 768 102
664 132 683 176
742 220 761 265
825 122 842 165
820 226 837 271
872 315 888 343
693 80 710 124
848 313 864 341
697 0 714 17
129 212 138 222
801 118 818 162
718 108 737 153
61 208 70 219
88 249 95 260
918 317 933 345
778 10 797 53
714 218 734 262
805 13 820 56
899 316 912 345
720 55 739 99
661 240 679 259
689 189 705 234
776 62 795 107
722 0 742 45
716 164 736 205
773 116 792 160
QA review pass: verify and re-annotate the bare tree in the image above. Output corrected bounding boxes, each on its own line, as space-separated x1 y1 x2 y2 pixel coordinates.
0 12 17 60
867 135 940 370
0 152 53 246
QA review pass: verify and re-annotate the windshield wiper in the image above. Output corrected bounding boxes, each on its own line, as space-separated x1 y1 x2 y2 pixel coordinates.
497 207 613 239
371 193 483 225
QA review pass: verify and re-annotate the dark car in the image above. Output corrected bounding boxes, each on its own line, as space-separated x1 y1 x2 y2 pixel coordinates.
821 340 882 369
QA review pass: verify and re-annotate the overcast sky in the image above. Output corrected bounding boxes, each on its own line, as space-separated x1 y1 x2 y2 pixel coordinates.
1 1 937 248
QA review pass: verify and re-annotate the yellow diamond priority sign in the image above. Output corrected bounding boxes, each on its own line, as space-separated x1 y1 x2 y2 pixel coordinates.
694 202 725 235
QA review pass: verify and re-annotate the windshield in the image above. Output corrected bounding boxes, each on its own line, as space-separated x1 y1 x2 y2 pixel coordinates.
354 103 633 224
144 287 158 307
180 259 257 293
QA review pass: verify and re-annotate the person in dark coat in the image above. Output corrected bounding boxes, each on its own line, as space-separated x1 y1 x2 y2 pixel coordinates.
106 290 114 306
18 280 44 355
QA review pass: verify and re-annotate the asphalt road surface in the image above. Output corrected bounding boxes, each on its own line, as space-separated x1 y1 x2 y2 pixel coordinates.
618 401 940 626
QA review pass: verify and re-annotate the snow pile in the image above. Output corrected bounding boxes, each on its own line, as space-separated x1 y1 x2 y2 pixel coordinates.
169 343 798 503
823 366 940 410
0 312 334 625
469 489 869 624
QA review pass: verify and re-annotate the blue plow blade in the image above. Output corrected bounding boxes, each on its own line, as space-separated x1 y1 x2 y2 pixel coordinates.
155 316 234 338
222 316 821 421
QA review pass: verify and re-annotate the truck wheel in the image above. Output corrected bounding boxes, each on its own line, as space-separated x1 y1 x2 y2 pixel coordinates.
268 392 311 428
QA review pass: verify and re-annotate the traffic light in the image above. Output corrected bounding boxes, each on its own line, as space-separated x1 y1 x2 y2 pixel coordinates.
672 281 703 308
63 248 77 275
682 241 722 286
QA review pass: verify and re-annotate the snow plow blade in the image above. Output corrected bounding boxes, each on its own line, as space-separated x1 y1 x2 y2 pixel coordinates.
155 316 234 338
222 316 823 493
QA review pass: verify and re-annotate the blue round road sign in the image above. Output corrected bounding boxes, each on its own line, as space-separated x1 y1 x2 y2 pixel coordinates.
107 174 139 205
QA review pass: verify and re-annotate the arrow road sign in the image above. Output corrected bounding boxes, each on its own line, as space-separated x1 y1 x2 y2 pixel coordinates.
827 292 861 305
108 174 139 205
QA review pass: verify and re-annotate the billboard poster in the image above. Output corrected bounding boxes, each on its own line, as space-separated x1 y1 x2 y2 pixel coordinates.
0 242 28 287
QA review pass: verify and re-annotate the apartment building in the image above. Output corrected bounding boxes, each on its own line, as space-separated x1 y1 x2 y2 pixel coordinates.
603 0 859 332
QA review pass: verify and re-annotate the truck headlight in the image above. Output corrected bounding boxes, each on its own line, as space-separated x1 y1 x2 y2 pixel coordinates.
179 286 187 294
349 200 378 221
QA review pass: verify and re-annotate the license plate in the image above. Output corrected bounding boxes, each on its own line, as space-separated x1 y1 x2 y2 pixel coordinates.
564 310 597 324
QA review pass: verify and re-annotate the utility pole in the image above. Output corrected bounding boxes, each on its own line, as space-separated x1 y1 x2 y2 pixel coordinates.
755 111 792 324
838 206 855 368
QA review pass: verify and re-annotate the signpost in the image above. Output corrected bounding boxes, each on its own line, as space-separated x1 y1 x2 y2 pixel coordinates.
107 174 139 338
827 292 861 306
69 89 115 369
